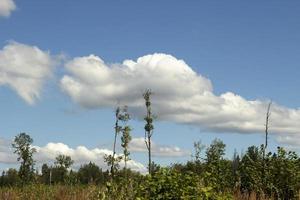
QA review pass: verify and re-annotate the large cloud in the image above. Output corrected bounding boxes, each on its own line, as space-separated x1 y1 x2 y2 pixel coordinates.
0 138 146 172
0 0 16 17
0 42 55 104
61 54 212 109
61 53 300 141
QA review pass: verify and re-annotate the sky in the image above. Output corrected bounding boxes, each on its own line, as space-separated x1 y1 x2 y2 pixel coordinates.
1 0 300 172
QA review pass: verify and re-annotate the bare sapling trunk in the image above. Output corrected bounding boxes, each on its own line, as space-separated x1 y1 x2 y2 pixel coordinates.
262 101 272 189
111 107 121 179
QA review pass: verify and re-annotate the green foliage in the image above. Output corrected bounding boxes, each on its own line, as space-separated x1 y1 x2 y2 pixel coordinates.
205 139 226 163
143 89 154 175
104 154 123 175
12 132 36 184
136 168 233 200
240 145 264 193
41 163 50 184
239 145 300 199
3 140 300 199
54 154 74 169
106 106 130 178
204 139 233 190
99 169 144 200
121 125 132 169
53 154 74 184
39 154 75 184
138 168 198 199
193 140 205 163
0 168 19 186
51 166 67 184
77 162 104 184
120 123 132 197
264 147 300 199
5 127 300 199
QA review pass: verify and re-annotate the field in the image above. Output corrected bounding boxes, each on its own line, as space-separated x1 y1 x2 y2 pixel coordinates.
0 185 103 200
0 185 299 200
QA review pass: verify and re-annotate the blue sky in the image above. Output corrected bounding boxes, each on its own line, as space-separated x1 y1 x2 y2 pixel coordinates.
1 0 300 171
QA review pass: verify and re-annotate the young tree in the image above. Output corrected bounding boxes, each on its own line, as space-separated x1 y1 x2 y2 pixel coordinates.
232 149 241 188
2 168 19 186
121 123 132 198
269 147 300 199
12 133 36 184
77 162 103 184
55 154 74 169
106 106 130 178
239 145 264 194
41 163 50 185
53 154 74 183
205 139 230 190
143 89 154 175
121 125 132 170
104 154 122 178
193 140 205 163
205 139 226 166
262 101 272 190
263 101 272 157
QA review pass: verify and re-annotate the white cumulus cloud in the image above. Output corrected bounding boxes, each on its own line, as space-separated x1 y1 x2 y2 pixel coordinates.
0 138 146 173
61 54 212 109
60 53 300 142
0 0 16 17
130 137 190 157
0 42 55 105
33 143 145 172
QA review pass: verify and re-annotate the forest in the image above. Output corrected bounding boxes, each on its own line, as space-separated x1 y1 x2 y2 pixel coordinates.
0 91 300 200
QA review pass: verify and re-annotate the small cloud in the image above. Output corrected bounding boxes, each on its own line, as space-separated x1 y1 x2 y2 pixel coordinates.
0 0 16 17
129 137 190 157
